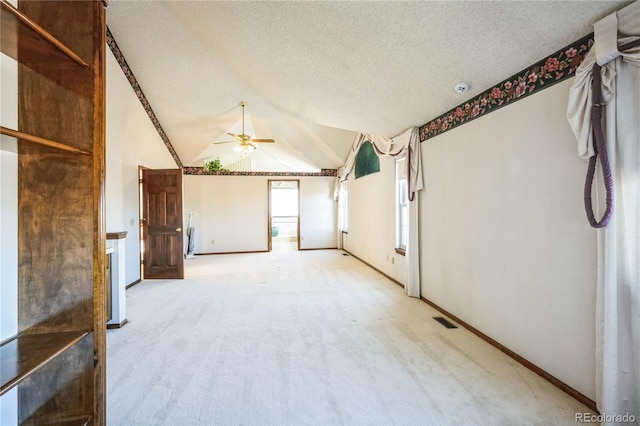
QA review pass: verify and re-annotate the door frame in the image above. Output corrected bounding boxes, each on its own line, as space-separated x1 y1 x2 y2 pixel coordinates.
267 179 300 251
138 165 148 279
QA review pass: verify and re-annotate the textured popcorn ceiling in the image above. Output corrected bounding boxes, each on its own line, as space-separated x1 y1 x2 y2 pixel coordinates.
106 1 626 171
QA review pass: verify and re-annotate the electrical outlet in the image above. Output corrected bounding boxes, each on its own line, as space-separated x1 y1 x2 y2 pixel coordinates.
130 218 135 225
211 239 214 244
391 257 395 265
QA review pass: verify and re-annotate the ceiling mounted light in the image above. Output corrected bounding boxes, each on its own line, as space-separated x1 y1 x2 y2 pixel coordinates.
233 143 256 153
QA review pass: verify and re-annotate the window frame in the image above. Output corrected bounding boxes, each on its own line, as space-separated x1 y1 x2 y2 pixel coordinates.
339 180 348 233
395 157 408 256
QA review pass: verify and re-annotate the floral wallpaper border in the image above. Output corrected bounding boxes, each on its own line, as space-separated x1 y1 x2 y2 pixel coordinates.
418 34 594 142
106 27 184 168
183 167 337 177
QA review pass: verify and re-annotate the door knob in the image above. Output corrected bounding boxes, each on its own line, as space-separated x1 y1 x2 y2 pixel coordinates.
176 227 182 232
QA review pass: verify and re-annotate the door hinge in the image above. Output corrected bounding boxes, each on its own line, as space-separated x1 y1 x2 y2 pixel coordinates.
140 259 144 265
139 178 144 184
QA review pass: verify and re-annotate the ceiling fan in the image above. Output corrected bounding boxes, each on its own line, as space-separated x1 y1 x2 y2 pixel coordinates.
214 101 275 152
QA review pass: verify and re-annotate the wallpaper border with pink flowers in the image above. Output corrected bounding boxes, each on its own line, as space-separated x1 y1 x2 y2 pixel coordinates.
418 34 593 142
183 167 337 177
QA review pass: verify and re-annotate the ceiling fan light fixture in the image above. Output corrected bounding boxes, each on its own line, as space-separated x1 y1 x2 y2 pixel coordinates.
213 102 275 153
233 143 256 153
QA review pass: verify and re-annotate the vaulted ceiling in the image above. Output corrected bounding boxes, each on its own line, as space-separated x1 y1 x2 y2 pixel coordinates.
106 1 627 172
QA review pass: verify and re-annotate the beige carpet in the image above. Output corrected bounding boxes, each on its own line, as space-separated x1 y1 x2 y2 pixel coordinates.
107 249 594 425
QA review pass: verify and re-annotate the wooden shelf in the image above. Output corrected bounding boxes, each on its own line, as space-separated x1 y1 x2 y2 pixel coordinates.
0 330 90 396
22 415 92 426
0 126 91 155
0 0 90 70
45 416 92 426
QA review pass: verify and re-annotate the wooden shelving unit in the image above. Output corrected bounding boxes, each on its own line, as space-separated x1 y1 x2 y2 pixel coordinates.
0 0 106 424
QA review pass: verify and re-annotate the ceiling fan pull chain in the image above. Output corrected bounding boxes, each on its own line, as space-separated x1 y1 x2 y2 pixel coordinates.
241 101 245 135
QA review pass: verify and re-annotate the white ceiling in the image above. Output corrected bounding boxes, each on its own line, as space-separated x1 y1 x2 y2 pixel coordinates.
106 1 627 171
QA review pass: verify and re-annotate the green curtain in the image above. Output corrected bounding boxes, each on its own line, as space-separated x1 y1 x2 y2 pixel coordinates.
354 141 380 179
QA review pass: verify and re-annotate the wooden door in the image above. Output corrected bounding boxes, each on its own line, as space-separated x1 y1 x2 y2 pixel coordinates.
142 169 184 279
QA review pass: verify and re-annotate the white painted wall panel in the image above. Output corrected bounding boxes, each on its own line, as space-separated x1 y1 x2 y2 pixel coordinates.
1 53 18 343
184 175 268 253
419 79 596 398
343 154 407 284
343 79 595 400
299 177 337 249
0 50 19 426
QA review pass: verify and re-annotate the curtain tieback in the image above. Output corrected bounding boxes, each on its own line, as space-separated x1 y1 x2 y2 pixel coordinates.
583 63 614 228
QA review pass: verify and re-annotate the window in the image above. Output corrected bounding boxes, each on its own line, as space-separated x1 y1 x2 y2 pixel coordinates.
339 180 348 232
396 157 408 254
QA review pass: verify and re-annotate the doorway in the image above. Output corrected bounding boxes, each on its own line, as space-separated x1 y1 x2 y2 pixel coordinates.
268 180 299 251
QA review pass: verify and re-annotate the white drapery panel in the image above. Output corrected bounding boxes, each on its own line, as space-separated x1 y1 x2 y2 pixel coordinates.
567 2 639 423
336 180 346 250
405 128 424 298
334 127 424 297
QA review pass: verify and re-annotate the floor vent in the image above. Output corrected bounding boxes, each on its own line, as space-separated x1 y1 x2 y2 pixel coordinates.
433 316 458 329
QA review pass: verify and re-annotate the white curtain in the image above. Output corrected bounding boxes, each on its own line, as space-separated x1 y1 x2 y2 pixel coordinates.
336 180 346 250
406 128 424 298
567 2 639 423
334 127 424 298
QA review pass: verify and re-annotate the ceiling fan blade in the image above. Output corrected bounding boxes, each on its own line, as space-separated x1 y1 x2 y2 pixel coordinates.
227 132 243 141
214 140 236 145
251 138 275 143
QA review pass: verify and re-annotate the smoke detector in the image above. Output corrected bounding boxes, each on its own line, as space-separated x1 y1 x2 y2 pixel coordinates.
454 82 470 94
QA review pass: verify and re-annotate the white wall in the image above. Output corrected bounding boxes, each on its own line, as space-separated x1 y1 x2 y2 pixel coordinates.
106 47 178 285
184 175 268 253
1 53 18 342
419 79 596 398
343 154 407 284
184 175 337 253
299 177 337 249
344 79 596 400
0 47 19 426
0 143 17 341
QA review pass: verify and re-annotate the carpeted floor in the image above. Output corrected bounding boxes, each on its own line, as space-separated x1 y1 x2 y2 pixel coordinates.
107 249 594 425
